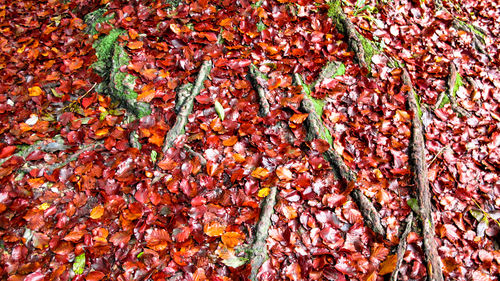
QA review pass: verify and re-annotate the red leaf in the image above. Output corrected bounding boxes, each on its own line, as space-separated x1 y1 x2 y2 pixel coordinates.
311 139 330 153
86 271 105 281
109 231 131 247
0 145 16 158
146 229 171 251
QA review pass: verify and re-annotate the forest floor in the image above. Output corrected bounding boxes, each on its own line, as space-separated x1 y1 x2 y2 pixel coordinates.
0 0 499 280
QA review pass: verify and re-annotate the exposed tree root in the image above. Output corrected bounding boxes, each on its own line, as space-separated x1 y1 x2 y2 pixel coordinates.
402 69 444 281
350 189 386 236
311 61 344 89
293 73 385 237
434 0 491 60
183 144 206 166
248 65 271 117
434 62 471 117
162 60 212 152
328 0 374 70
18 142 104 174
0 136 69 167
390 212 414 281
249 185 277 281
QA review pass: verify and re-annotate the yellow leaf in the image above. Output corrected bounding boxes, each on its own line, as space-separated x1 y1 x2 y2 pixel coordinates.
28 86 43 96
90 205 104 219
38 203 50 210
95 128 109 137
257 187 270 198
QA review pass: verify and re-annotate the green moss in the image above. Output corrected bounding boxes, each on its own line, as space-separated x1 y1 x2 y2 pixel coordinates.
327 0 346 34
91 28 150 117
414 91 422 118
84 8 115 35
334 62 346 77
439 72 463 108
358 32 377 68
93 29 124 76
256 21 267 32
296 74 333 145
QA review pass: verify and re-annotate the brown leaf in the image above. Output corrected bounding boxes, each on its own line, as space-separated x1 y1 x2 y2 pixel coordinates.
63 230 85 242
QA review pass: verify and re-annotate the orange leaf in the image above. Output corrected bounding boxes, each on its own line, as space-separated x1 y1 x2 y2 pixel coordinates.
276 166 293 181
68 57 83 71
221 232 243 248
251 167 269 180
222 136 238 146
0 145 16 158
63 230 85 242
148 133 164 147
379 254 397 275
90 205 104 219
127 41 143 50
137 85 156 102
128 29 138 40
290 113 309 124
95 128 109 137
204 220 225 237
141 68 157 81
28 86 43 96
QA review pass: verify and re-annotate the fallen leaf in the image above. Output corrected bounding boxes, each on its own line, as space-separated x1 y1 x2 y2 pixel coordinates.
90 205 104 219
28 86 43 96
379 254 397 275
258 187 270 197
127 41 143 49
251 167 270 180
204 220 225 237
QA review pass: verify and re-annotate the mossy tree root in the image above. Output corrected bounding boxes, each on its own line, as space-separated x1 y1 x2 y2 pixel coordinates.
294 73 385 237
402 69 444 281
390 212 414 281
434 0 491 59
434 62 471 117
328 0 371 70
248 65 271 117
249 186 277 281
162 60 212 152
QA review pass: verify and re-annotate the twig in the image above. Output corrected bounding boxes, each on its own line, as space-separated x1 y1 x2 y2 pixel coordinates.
183 144 207 166
427 145 450 168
